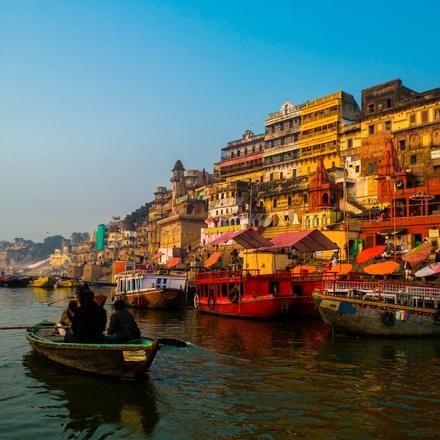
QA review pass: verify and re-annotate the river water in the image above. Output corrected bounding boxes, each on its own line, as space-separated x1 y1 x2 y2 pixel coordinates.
1 287 440 439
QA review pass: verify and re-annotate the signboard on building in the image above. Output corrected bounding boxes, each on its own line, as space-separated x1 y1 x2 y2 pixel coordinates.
96 224 106 251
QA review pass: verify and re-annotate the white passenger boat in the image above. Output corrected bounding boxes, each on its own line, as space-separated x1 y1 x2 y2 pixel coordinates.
114 270 188 309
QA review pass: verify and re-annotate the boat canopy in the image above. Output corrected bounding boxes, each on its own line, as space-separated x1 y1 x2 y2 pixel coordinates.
209 228 273 249
270 230 338 253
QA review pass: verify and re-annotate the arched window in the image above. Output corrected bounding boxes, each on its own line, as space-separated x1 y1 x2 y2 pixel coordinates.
322 193 329 206
230 219 235 226
305 216 311 228
322 214 327 227
313 216 319 227
303 194 308 204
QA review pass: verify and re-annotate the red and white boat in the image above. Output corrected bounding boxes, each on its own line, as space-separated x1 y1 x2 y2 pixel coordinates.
194 229 295 318
195 268 295 318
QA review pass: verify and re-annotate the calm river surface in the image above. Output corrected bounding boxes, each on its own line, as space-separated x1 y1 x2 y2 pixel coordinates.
1 287 440 439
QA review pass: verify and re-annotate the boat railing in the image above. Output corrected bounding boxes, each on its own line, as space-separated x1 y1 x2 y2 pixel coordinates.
323 279 440 308
196 269 259 281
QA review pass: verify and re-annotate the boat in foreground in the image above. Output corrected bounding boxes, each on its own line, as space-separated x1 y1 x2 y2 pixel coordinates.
114 270 187 309
313 279 440 336
26 323 159 379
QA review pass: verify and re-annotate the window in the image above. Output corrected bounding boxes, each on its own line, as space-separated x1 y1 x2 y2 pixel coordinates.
347 138 353 149
368 103 375 113
435 108 440 120
287 196 292 206
284 104 288 115
355 165 360 173
368 124 375 135
410 155 417 164
421 110 429 123
292 169 297 178
305 216 310 228
270 173 274 181
272 198 277 208
409 113 416 125
384 120 392 131
313 216 319 227
280 172 283 180
385 98 392 109
237 150 240 157
399 139 406 151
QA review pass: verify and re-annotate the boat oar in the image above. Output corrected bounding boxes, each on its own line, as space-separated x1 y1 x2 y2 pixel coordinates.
46 297 76 306
0 324 70 330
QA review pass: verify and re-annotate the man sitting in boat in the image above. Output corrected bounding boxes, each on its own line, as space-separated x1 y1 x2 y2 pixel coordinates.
56 300 78 336
105 300 141 343
65 287 107 343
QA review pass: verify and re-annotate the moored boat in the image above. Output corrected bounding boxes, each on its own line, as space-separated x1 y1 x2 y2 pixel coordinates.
195 267 295 318
56 279 81 288
26 323 159 379
0 275 33 287
29 276 56 288
313 279 440 336
113 270 187 309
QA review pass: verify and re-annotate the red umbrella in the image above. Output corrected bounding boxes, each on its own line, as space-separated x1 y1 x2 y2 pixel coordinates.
356 246 385 264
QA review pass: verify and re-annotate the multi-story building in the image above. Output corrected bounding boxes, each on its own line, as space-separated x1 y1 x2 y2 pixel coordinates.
148 161 212 263
200 180 255 245
297 91 361 178
214 130 265 183
263 100 302 181
358 79 440 205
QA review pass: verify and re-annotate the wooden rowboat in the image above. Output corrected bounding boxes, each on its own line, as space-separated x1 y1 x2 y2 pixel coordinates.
26 323 159 379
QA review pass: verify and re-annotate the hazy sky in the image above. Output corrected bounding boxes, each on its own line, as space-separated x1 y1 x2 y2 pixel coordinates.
1 0 439 242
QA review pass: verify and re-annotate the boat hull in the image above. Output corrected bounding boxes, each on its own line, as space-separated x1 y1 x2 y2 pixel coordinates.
56 280 81 288
313 291 440 337
26 324 159 379
195 295 295 319
114 288 185 309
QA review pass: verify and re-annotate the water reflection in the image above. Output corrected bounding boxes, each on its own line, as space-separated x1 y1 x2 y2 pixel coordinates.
23 352 159 437
192 313 330 359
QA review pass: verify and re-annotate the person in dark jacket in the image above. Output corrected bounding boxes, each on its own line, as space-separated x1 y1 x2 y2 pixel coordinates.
65 287 106 343
105 300 141 343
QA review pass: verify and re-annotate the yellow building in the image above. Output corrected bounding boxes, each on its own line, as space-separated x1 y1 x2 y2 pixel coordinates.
297 91 360 178
49 247 71 268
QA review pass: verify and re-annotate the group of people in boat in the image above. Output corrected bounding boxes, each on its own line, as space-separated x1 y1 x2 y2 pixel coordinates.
58 284 140 344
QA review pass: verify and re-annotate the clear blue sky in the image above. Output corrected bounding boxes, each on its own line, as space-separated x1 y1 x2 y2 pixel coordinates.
1 0 439 242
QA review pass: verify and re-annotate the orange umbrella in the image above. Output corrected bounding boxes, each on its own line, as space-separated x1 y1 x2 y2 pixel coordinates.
356 246 385 264
204 251 222 268
328 263 353 275
402 243 432 267
292 265 317 275
363 261 400 276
